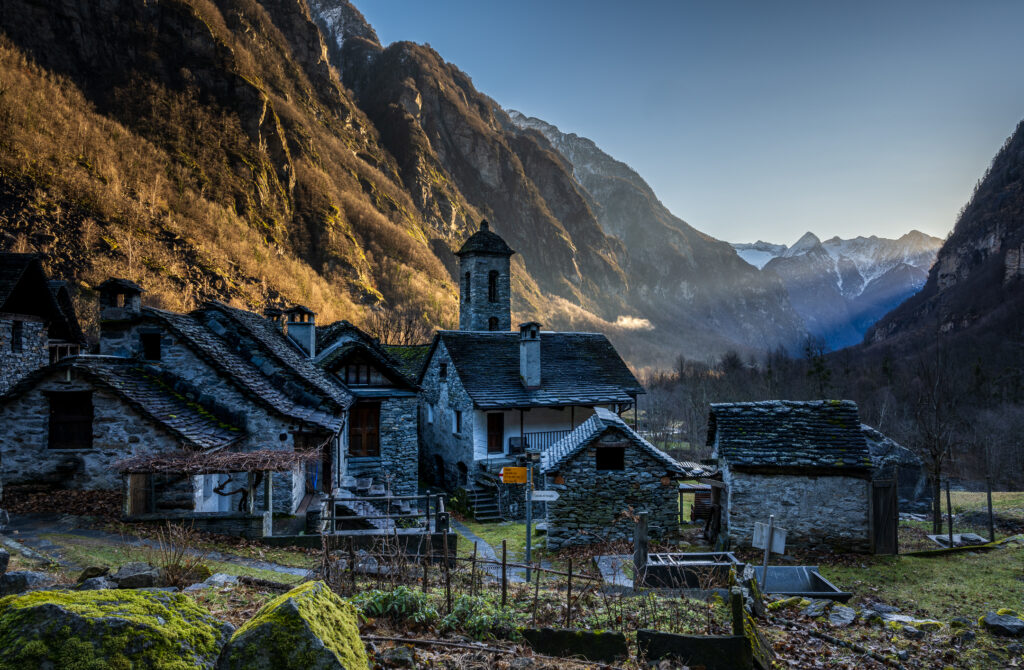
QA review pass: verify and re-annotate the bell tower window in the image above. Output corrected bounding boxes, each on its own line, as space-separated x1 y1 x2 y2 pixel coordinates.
488 271 499 302
464 272 471 303
488 317 499 331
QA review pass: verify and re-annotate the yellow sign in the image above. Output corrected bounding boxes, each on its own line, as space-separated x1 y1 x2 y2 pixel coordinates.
500 467 528 484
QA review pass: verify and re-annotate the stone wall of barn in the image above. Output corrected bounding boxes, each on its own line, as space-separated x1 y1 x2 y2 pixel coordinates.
543 433 679 550
0 319 48 395
723 467 871 553
346 396 418 496
0 373 176 491
418 342 477 490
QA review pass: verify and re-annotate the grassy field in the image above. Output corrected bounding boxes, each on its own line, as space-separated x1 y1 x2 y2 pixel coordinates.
38 533 308 585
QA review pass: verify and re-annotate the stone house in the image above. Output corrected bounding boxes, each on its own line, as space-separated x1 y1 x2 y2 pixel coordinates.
0 253 85 395
417 221 644 520
1 278 354 518
707 400 874 553
540 407 684 549
314 320 423 496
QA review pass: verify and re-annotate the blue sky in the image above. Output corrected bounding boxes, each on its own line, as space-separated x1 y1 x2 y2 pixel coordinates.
356 1 1024 245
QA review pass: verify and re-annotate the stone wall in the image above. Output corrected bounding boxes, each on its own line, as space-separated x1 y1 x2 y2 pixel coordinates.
543 434 679 550
127 511 271 538
0 371 177 491
723 468 871 552
100 317 332 514
418 342 477 490
345 396 418 496
0 319 48 395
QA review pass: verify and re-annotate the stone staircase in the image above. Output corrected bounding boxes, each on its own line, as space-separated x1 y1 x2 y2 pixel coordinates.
465 486 502 522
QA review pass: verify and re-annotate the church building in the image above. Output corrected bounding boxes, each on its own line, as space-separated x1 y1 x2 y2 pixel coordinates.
417 221 645 520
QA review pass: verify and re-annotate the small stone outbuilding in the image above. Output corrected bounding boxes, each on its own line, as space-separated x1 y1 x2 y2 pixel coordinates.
541 408 683 549
708 400 873 553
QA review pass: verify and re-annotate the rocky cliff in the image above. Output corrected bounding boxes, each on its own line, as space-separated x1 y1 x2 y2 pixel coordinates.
866 120 1024 350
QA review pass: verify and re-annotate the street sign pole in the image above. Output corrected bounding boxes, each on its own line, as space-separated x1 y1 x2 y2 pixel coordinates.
525 462 533 582
761 515 774 592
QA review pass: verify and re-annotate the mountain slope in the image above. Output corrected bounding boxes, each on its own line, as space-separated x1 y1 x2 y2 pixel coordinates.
0 0 811 367
506 110 807 360
730 231 942 349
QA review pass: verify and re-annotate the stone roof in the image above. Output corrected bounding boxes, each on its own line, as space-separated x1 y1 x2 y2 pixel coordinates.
455 221 515 257
202 302 352 410
0 254 85 344
315 320 423 388
542 407 683 474
423 331 644 409
1 357 244 450
142 307 343 431
381 344 431 381
707 400 872 473
98 277 144 294
863 424 922 477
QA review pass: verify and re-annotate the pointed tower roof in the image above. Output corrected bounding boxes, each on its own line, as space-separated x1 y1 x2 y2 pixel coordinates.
456 220 515 257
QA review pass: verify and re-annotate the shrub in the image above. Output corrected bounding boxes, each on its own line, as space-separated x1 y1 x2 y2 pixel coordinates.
440 594 516 641
350 586 439 627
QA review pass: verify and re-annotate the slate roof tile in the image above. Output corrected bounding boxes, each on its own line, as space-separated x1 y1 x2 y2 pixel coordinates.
142 308 343 431
202 302 352 409
542 407 683 474
707 400 872 472
429 331 643 409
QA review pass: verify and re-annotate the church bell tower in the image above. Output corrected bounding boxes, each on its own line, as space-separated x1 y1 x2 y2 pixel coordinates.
456 220 514 331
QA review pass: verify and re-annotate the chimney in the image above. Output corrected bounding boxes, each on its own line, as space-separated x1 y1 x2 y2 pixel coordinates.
519 322 541 389
98 278 144 323
263 306 285 333
285 305 316 358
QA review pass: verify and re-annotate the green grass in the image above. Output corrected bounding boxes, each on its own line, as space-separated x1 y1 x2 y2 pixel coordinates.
456 520 543 562
39 534 306 585
819 544 1024 621
951 491 1024 518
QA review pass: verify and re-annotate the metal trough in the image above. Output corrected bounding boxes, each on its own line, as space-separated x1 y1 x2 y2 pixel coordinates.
754 566 852 602
642 552 742 588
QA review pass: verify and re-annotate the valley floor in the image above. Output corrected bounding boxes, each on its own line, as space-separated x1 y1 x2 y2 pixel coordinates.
0 491 1021 668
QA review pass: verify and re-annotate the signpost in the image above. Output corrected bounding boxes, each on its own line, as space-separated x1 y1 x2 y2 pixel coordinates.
753 516 787 592
530 490 560 502
500 467 527 484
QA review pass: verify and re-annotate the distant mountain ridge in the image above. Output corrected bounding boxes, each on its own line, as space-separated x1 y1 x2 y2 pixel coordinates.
732 231 943 349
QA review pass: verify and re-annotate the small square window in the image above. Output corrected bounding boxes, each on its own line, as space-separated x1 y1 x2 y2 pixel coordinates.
595 446 625 471
141 332 161 360
439 363 448 380
48 391 93 450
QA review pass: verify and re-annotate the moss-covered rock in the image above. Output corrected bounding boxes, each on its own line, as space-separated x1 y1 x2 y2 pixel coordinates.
0 588 233 669
218 581 368 670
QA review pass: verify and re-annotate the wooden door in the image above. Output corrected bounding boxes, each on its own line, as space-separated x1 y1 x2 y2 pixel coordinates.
128 474 150 516
487 413 504 453
872 479 899 554
349 404 380 457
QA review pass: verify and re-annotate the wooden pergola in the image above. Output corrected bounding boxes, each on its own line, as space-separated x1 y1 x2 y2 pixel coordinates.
114 450 319 517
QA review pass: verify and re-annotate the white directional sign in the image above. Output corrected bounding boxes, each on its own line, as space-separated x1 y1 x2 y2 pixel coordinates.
753 521 787 554
530 490 560 502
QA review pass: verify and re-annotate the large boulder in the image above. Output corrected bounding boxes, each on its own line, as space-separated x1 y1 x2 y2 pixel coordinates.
0 588 233 668
982 612 1024 637
111 562 163 589
218 581 369 670
0 571 54 596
